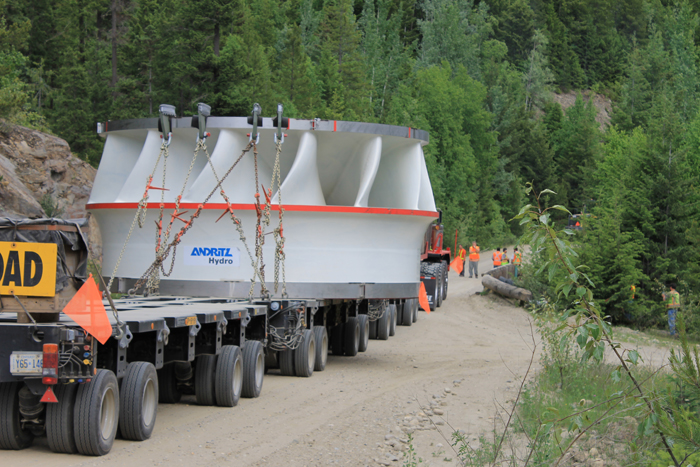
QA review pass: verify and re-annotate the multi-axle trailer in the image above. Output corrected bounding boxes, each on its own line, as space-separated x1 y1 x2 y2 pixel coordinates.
0 104 446 456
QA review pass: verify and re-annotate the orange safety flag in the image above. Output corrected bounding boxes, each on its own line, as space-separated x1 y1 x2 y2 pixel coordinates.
419 282 431 314
62 274 113 345
449 256 463 274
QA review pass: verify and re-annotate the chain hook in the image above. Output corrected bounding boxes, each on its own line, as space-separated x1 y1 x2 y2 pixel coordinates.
248 103 262 144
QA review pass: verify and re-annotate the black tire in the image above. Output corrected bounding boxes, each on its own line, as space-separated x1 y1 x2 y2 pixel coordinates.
242 340 264 398
442 260 449 300
343 317 360 356
265 351 278 371
402 300 413 327
195 354 217 406
412 298 418 322
47 383 78 453
357 315 370 352
331 324 345 356
119 362 158 441
74 369 119 456
369 319 377 339
377 308 390 340
0 382 33 450
395 302 403 326
279 349 295 376
215 345 243 407
294 329 316 377
157 363 181 404
313 326 329 371
389 304 397 336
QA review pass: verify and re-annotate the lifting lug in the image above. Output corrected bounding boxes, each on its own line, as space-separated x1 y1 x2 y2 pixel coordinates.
248 103 262 144
159 104 176 146
194 102 211 141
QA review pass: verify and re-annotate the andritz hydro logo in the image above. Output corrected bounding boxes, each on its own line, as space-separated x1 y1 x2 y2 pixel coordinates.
183 246 240 267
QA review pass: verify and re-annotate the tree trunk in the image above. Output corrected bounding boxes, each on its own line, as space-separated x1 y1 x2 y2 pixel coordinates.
214 23 220 57
111 0 118 91
482 274 532 302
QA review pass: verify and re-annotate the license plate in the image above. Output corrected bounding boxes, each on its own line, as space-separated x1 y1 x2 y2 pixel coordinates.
10 352 43 375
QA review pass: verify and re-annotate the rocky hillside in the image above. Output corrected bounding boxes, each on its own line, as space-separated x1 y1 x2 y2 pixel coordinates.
0 122 96 219
0 122 101 257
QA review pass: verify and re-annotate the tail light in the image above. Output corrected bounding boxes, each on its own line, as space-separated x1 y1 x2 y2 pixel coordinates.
42 344 59 385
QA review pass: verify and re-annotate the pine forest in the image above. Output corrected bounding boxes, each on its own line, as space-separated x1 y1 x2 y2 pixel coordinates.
1 0 700 329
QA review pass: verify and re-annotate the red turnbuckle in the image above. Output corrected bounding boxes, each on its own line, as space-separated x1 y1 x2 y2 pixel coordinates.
216 205 235 223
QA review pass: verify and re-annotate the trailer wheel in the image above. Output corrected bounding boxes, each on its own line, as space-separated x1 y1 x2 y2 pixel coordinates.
215 345 243 407
74 369 119 456
369 319 377 339
377 308 390 340
295 329 316 377
279 349 295 376
402 300 413 327
331 324 345 356
412 298 418 323
47 383 78 453
357 315 370 352
242 341 264 398
441 260 449 301
265 351 278 372
119 362 158 441
343 317 360 356
195 354 217 406
313 326 328 371
157 363 181 404
389 304 397 336
0 382 33 450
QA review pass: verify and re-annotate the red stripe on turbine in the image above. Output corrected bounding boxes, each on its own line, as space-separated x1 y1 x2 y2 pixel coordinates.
87 202 439 218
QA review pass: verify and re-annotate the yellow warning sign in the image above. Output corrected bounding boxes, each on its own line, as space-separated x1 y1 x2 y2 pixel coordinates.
0 242 57 297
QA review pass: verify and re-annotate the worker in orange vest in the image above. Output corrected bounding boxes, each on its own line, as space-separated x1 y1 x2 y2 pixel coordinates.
458 244 467 277
492 248 502 268
468 241 480 278
501 247 509 266
513 247 522 278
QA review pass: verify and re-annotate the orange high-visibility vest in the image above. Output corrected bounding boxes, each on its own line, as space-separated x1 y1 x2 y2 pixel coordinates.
469 246 480 261
458 248 467 260
513 252 522 265
492 251 502 266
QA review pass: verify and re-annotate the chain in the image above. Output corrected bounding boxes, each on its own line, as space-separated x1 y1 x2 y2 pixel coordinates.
201 143 259 283
270 140 287 297
367 299 388 321
157 138 205 280
130 141 254 296
108 140 169 293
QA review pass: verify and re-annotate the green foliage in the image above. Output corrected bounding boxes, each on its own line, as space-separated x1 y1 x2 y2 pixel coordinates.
39 192 63 218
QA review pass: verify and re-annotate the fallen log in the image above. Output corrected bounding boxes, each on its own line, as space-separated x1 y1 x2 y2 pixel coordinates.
482 274 532 302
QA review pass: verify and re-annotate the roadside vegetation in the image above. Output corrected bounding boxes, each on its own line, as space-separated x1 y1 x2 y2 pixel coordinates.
431 189 700 467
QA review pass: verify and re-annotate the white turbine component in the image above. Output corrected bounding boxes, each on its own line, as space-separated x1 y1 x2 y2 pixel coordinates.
327 136 382 207
368 142 422 209
417 146 437 212
183 129 269 203
274 132 325 205
88 117 437 299
90 131 145 203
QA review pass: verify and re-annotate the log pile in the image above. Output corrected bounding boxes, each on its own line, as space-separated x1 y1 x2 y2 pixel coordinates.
482 273 533 303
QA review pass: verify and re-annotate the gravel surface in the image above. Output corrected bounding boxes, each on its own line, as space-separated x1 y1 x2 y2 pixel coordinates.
4 255 540 466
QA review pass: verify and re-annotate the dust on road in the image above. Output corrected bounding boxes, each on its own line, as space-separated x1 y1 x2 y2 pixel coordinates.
4 258 539 467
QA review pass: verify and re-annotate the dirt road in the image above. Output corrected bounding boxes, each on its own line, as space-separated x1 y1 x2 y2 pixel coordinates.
5 257 539 467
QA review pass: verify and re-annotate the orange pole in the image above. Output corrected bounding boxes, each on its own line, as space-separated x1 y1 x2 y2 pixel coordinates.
454 229 458 258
